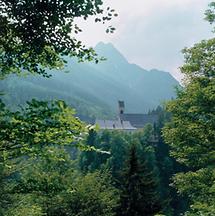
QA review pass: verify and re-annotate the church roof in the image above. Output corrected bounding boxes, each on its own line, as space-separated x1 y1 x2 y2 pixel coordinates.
119 113 158 128
76 114 95 124
78 101 159 131
95 119 136 131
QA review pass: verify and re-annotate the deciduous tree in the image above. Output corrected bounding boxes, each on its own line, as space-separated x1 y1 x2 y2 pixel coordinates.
163 2 215 214
0 0 116 78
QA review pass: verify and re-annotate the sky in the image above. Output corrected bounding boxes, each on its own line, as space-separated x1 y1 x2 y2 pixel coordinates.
77 0 213 81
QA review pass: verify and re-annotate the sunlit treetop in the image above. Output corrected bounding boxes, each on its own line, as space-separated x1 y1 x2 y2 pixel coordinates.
205 1 215 29
0 0 117 78
179 1 215 82
163 1 215 169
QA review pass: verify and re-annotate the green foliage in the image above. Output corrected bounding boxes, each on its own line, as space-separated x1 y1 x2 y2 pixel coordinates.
205 1 215 30
78 130 129 174
66 171 119 216
0 103 183 215
0 1 184 215
8 150 119 216
150 106 189 215
5 196 44 216
0 99 87 159
163 76 215 168
78 128 168 215
7 146 72 215
173 168 215 215
163 34 215 170
163 3 215 215
78 129 100 172
79 127 159 175
181 38 215 79
0 99 122 216
106 132 130 180
13 147 74 195
0 0 116 78
119 145 162 216
0 163 7 216
0 98 90 214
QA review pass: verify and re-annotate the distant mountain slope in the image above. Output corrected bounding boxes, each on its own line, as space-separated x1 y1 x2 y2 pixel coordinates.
0 42 180 118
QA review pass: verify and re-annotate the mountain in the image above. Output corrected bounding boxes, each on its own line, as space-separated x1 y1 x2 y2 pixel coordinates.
0 42 180 118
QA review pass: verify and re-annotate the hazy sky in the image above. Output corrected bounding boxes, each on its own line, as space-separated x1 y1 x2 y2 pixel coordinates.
77 0 213 81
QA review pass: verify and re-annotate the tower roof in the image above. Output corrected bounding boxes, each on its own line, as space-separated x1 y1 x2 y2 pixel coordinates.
118 100 125 107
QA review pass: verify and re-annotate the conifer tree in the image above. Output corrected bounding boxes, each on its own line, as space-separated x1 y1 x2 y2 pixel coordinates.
119 145 162 216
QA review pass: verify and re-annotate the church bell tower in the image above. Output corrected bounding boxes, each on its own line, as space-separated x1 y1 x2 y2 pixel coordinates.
118 100 125 115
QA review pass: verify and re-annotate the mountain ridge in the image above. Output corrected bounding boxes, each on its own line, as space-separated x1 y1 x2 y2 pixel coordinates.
0 42 180 118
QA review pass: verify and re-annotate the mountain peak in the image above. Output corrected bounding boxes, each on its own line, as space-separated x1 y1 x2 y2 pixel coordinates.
95 42 115 50
95 42 128 64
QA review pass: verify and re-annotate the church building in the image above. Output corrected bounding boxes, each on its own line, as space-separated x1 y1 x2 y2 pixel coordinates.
95 101 158 131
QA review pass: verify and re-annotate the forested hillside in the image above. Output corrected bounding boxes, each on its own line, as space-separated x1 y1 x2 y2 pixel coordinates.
1 43 179 118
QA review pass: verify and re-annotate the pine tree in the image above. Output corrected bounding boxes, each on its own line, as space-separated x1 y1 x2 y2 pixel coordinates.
119 145 162 216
